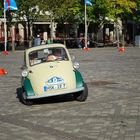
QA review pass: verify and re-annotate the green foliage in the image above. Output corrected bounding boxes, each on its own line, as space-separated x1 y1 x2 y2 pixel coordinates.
15 0 41 23
0 0 3 17
0 0 137 37
41 0 82 23
1 0 137 25
87 0 136 23
133 0 140 21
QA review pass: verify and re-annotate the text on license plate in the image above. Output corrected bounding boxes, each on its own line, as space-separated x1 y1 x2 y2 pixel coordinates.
48 83 66 90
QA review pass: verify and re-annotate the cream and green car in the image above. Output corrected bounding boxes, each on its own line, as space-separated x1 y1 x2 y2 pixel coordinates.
20 43 88 105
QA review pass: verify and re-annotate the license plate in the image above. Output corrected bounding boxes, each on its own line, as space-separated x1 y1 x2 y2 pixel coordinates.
48 83 66 90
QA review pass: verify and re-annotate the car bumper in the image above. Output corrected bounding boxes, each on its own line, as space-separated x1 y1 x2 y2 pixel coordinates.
26 87 84 99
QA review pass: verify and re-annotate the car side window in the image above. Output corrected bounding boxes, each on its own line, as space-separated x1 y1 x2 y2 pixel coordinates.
29 51 41 66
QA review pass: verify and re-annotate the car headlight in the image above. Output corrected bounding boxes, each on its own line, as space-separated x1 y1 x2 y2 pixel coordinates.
22 70 28 77
73 62 79 69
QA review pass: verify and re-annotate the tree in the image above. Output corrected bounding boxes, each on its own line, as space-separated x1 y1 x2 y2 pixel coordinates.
41 0 81 38
54 0 82 38
133 0 140 22
84 0 136 45
12 0 45 46
0 0 3 17
1 0 137 46
110 0 136 46
40 0 136 45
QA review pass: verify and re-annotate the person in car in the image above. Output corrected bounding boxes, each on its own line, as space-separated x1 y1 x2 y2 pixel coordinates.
47 49 62 61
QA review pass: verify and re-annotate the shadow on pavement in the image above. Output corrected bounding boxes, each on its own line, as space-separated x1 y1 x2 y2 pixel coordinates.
16 87 74 105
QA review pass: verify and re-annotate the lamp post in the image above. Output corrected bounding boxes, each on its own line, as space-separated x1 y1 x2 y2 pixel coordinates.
85 2 87 48
112 0 120 48
4 3 8 54
50 13 53 42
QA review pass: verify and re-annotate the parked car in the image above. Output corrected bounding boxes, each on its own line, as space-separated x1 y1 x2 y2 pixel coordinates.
20 43 88 105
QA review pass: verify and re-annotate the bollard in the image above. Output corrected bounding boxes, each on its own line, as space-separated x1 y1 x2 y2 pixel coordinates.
83 47 90 52
3 51 9 55
0 68 7 76
118 47 125 53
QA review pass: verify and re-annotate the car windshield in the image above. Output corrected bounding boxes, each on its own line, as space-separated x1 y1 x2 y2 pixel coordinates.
29 47 69 66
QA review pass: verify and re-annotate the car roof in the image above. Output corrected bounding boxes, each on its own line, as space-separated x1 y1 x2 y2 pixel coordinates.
25 43 66 54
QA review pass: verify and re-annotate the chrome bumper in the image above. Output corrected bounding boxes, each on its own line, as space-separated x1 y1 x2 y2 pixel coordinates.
27 87 84 99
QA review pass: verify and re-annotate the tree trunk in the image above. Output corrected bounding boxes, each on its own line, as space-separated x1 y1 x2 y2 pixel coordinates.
27 19 32 47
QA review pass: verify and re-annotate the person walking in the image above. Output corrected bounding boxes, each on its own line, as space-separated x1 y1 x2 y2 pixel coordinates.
77 36 83 49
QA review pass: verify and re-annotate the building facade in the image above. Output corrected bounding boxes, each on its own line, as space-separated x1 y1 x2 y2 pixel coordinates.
0 18 139 50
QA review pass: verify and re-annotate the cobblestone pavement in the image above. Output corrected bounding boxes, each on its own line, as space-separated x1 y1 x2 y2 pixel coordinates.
0 47 140 140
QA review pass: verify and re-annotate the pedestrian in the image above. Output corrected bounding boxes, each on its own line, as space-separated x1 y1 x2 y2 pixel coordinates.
36 34 41 46
77 37 83 49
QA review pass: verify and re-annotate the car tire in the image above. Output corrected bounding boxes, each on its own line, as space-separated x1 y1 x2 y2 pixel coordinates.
73 83 88 102
20 88 33 105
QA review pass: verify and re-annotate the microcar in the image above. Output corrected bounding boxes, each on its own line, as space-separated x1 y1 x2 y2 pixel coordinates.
20 44 88 105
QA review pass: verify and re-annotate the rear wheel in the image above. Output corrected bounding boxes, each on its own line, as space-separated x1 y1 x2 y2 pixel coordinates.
73 83 88 102
20 88 33 105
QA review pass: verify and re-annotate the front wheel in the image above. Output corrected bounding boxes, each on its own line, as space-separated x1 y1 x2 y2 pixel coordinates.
73 83 88 102
20 88 33 105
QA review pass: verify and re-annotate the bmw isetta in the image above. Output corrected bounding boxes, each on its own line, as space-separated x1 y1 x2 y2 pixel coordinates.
20 43 88 105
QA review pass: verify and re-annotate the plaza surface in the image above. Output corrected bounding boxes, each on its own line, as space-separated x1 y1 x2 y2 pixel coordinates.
0 47 140 140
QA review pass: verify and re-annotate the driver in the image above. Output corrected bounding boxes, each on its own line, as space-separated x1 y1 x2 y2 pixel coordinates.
47 49 62 61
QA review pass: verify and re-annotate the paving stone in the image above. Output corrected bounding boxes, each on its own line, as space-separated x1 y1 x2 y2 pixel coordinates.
0 47 140 140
